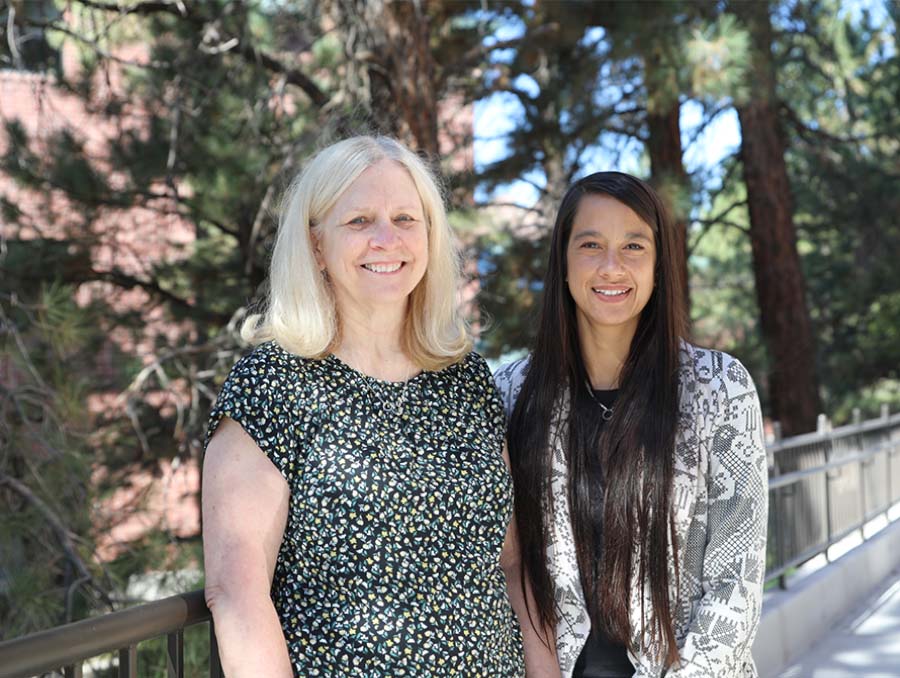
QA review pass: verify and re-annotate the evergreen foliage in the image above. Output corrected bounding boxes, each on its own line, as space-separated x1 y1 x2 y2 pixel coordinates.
0 282 114 637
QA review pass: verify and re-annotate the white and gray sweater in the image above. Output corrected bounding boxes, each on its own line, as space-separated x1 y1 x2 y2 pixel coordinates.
494 344 768 678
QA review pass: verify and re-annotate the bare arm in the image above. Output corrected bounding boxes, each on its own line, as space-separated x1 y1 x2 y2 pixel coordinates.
202 418 294 678
500 445 561 678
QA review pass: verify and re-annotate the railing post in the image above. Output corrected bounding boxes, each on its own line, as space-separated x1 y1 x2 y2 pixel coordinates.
167 631 183 678
773 483 788 589
769 419 787 588
887 427 893 520
819 414 835 561
210 621 223 678
769 421 781 472
858 422 869 540
64 665 83 678
119 645 137 678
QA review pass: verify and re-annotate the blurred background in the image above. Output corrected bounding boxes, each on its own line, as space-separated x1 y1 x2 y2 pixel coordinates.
0 0 897 649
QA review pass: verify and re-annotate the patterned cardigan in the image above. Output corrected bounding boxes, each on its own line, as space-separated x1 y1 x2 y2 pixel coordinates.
493 344 768 678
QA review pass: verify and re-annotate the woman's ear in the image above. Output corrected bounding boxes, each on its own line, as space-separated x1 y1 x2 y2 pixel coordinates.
310 226 326 271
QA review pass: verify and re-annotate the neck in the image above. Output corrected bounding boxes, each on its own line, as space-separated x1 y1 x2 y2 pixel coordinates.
333 302 415 381
576 318 636 390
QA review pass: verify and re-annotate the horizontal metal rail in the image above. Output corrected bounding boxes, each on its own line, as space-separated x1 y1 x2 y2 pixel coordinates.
764 522 868 583
767 440 893 490
0 590 221 678
768 411 900 456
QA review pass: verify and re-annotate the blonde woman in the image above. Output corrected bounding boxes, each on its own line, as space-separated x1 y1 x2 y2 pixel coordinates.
201 137 528 677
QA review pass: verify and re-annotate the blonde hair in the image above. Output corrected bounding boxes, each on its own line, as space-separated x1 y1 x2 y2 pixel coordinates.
243 136 471 370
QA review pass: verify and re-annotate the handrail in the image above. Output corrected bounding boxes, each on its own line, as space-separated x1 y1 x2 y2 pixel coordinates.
766 409 900 587
767 440 894 490
768 411 900 455
0 589 219 678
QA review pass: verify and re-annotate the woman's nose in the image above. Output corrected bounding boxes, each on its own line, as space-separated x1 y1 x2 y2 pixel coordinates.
597 248 624 273
370 218 401 248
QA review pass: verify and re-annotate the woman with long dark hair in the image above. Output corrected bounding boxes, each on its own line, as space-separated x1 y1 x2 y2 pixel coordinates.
494 172 768 677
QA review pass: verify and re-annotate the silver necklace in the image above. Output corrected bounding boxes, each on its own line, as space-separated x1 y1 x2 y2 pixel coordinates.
362 374 410 416
584 379 614 421
342 356 413 417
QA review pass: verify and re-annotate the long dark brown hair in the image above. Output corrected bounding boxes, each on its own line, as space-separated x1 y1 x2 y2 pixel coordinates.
507 172 688 665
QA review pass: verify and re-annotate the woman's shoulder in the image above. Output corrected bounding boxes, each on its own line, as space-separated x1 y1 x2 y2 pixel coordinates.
493 354 530 388
679 341 756 398
207 341 317 458
226 340 317 391
434 350 497 389
492 354 531 418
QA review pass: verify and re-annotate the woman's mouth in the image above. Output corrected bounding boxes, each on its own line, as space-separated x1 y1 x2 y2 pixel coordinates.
362 262 404 274
591 286 631 301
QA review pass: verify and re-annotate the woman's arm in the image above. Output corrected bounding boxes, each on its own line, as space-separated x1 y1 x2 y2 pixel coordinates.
661 359 768 678
500 445 562 678
202 418 294 678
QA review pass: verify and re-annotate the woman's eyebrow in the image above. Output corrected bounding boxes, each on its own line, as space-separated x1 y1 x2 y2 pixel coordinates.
571 230 603 241
571 230 652 241
344 205 422 212
625 232 653 241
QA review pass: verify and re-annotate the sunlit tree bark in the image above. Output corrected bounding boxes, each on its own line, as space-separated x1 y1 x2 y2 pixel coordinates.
733 0 822 435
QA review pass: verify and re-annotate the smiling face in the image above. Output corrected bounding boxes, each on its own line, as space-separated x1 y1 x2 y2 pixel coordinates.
566 193 656 341
313 159 428 321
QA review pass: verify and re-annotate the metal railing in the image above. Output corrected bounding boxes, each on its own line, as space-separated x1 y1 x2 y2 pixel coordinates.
0 589 222 678
1 408 899 675
766 406 900 587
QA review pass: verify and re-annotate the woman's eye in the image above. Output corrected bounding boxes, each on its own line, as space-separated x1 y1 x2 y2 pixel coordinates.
348 216 368 226
581 242 600 249
625 243 645 251
394 214 416 225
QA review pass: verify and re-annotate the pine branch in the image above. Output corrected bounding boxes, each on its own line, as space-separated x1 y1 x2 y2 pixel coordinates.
68 0 330 107
0 472 112 607
781 101 884 145
82 268 231 324
67 0 188 15
234 43 329 108
473 200 544 216
37 19 171 70
451 23 557 76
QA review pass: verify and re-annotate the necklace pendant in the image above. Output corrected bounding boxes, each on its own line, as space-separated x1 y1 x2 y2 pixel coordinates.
584 378 614 422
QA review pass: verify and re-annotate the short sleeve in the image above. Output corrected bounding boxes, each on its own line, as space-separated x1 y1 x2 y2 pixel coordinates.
204 344 299 480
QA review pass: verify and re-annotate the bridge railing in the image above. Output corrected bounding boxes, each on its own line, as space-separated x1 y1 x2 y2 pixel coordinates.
766 406 900 587
0 589 222 678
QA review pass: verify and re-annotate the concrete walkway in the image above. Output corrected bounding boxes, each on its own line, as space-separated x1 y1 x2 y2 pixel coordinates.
776 569 900 677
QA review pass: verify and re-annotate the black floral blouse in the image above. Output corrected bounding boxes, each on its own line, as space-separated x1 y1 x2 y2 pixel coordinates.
205 341 524 677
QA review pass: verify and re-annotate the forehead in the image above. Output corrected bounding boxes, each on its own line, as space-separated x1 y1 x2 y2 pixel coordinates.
333 159 422 208
570 193 653 238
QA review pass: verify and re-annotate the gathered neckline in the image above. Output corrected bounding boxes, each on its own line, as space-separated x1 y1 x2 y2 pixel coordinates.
324 352 430 387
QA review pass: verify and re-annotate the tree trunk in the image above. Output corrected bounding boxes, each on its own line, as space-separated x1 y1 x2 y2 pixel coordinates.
330 0 440 157
734 0 821 436
644 90 691 318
